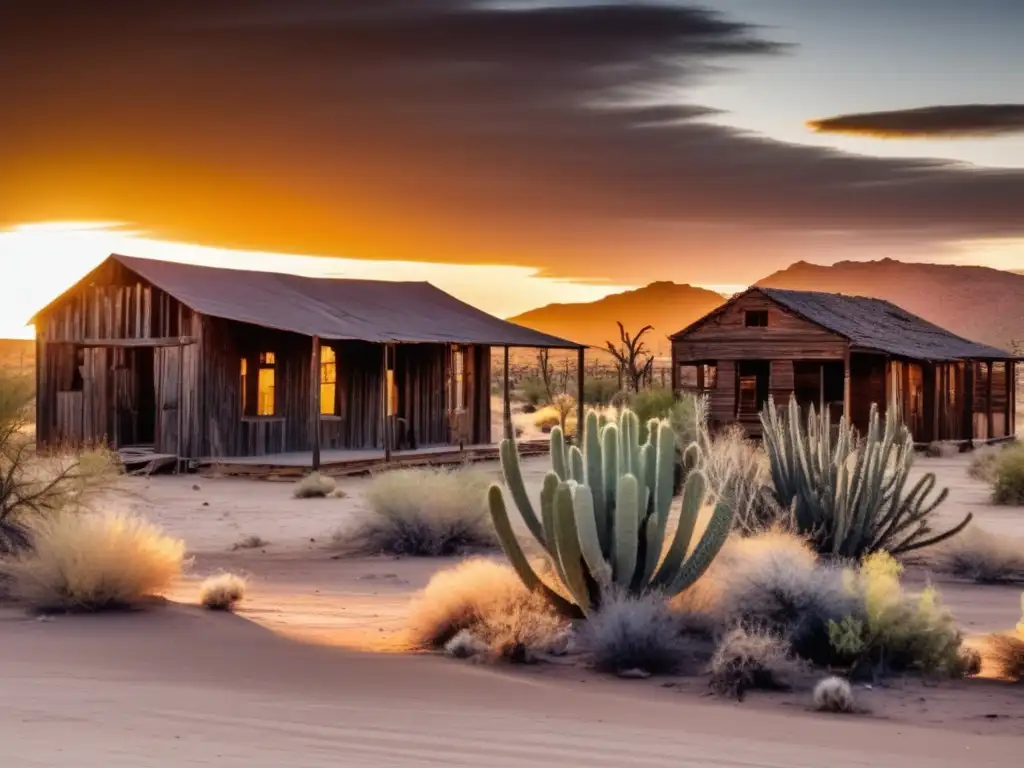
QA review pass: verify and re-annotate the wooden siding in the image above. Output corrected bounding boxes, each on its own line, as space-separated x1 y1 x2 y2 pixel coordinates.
35 260 197 452
673 293 848 363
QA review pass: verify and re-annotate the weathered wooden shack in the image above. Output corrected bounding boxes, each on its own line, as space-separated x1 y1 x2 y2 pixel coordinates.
671 287 1017 444
33 254 582 467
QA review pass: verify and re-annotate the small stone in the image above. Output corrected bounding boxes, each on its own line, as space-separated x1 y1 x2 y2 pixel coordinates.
192 484 201 491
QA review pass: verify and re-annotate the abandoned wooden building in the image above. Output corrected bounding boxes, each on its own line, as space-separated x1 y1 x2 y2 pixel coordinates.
32 254 582 469
671 287 1017 444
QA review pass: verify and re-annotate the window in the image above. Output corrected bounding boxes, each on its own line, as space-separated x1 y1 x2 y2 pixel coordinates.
449 346 465 411
320 345 337 416
679 365 699 389
744 310 769 328
702 363 718 390
678 363 717 393
736 360 770 418
241 351 277 416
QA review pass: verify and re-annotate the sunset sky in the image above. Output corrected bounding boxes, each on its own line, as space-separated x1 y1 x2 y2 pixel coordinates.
2 1 1023 339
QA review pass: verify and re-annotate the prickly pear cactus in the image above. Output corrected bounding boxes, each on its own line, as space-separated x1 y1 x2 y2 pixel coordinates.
488 407 734 617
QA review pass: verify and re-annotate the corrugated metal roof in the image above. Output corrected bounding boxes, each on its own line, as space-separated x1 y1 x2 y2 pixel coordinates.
45 254 582 348
758 287 1011 360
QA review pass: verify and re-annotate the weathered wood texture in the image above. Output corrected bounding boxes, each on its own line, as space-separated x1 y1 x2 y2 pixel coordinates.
35 260 197 452
673 293 847 363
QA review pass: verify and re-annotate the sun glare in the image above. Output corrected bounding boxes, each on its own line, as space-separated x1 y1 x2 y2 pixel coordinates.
0 222 636 340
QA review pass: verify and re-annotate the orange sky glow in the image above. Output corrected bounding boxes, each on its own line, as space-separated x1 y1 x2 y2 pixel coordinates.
0 222 638 340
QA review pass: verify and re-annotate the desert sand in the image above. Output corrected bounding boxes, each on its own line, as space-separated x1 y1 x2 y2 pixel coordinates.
1 453 1021 766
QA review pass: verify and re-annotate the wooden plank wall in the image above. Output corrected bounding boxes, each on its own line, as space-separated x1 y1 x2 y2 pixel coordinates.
673 294 847 363
848 354 887 432
769 360 794 408
198 316 467 458
36 260 195 450
462 345 492 445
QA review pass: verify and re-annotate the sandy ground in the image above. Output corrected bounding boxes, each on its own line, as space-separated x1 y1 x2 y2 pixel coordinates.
1 453 1022 766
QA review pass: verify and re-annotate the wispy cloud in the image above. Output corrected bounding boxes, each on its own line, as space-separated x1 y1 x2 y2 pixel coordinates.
2 2 1024 284
808 104 1024 139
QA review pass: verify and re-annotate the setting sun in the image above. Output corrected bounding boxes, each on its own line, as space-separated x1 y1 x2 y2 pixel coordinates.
0 222 635 340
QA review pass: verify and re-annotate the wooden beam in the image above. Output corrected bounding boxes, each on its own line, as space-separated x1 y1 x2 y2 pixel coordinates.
986 361 994 441
176 344 184 474
311 335 321 471
577 346 585 443
48 336 196 348
1008 361 1016 438
842 348 851 422
503 346 512 441
962 361 975 445
382 344 392 463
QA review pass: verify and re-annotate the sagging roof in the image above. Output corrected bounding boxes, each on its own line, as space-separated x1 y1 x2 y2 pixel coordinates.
46 254 582 348
676 287 1013 361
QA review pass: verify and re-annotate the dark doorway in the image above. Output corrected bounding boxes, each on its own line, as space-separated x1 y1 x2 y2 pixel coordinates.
736 360 770 419
793 361 844 422
115 347 157 447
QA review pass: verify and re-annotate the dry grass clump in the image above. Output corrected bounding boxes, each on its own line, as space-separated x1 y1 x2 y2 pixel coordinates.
924 441 958 458
812 676 856 713
983 633 1024 682
990 444 1024 505
532 401 577 436
199 572 247 611
709 529 855 664
578 592 693 675
967 445 1003 483
0 510 186 612
406 558 569 659
336 467 495 556
293 472 337 499
929 527 1024 584
709 626 799 700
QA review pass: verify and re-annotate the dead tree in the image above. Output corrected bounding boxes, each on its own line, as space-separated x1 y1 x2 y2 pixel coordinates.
605 322 655 393
536 349 556 403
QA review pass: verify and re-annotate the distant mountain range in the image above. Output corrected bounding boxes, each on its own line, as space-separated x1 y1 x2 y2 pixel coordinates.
512 259 1024 353
507 281 725 355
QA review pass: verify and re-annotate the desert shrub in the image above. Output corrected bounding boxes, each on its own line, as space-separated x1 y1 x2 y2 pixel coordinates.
985 634 1024 682
293 472 336 499
703 427 779 534
991 445 1024 505
668 392 706 462
929 527 1024 584
338 467 494 556
967 445 1004 483
406 558 568 658
533 396 577 435
199 572 247 611
712 529 856 664
709 626 798 700
812 676 856 713
0 511 186 612
762 398 967 559
827 552 963 679
444 629 489 659
515 377 549 408
578 592 692 675
582 376 619 406
629 387 675 426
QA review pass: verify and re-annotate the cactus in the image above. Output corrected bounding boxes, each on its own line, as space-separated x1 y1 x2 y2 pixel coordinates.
761 396 970 559
488 408 735 617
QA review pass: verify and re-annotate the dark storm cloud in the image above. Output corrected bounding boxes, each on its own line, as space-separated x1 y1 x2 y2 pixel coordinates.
2 1 1024 280
808 104 1024 139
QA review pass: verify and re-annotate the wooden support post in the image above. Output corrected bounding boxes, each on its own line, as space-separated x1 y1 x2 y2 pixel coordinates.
963 361 975 445
176 343 184 474
381 344 392 462
818 363 825 413
576 346 585 443
842 349 851 423
986 361 994 441
1007 361 1016 438
503 346 512 441
310 335 321 471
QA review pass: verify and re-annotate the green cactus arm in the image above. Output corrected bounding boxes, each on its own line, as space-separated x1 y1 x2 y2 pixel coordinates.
652 424 676 528
667 499 735 596
487 484 582 618
539 471 560 554
499 439 546 546
650 470 706 588
550 426 569 481
553 482 593 614
601 424 620 550
612 474 640 587
569 445 585 484
572 485 611 587
584 410 607 554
